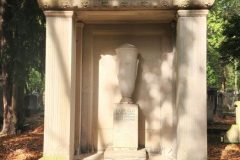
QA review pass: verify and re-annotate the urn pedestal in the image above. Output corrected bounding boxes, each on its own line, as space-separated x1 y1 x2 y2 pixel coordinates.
104 103 147 160
113 104 138 150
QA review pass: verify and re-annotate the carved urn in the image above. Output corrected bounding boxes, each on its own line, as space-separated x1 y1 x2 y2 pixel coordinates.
116 44 138 103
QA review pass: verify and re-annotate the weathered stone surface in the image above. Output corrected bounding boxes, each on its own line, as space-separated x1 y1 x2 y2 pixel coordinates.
116 44 138 104
43 11 76 160
235 101 240 125
225 125 240 143
173 0 214 8
113 104 138 150
37 0 215 10
176 9 208 160
224 102 240 143
42 7 211 160
104 148 146 160
82 23 176 154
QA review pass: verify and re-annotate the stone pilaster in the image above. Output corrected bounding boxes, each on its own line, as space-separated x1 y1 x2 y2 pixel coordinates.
75 22 84 155
176 10 208 160
41 11 76 160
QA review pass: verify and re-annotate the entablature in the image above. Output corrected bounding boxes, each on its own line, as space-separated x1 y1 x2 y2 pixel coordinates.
38 0 215 10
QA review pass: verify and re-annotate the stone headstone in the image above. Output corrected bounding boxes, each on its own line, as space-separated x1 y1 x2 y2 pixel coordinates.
224 101 240 143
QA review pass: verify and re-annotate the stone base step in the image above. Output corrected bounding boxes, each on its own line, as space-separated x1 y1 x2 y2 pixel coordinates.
75 152 104 160
104 148 147 160
75 151 170 160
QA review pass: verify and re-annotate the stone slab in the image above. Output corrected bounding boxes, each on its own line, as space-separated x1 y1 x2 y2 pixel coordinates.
104 148 146 160
113 104 138 150
75 152 167 160
75 152 104 160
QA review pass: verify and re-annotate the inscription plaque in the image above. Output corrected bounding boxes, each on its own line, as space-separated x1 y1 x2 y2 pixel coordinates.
113 103 138 150
114 108 136 121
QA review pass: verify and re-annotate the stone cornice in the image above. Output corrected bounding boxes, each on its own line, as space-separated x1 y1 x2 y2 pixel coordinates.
174 0 214 9
178 9 209 17
44 11 75 17
38 0 215 10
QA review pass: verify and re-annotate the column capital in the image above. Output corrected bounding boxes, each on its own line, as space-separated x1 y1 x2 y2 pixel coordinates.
177 10 209 17
44 11 75 18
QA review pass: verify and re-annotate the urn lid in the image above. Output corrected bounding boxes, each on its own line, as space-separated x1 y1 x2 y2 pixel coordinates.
118 44 136 49
116 43 138 53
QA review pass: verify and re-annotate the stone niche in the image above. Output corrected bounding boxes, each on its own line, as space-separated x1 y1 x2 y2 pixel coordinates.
80 23 176 153
39 0 214 160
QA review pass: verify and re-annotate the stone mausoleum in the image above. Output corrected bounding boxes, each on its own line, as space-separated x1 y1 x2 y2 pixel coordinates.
38 0 215 160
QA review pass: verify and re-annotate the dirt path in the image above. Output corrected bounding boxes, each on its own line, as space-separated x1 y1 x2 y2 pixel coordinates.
0 129 43 160
208 143 240 160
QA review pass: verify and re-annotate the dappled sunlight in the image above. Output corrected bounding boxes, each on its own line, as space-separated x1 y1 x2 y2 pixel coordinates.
78 24 176 156
6 149 36 160
2 135 40 144
208 143 240 160
98 54 120 126
97 55 120 150
160 102 174 126
77 152 104 160
220 144 240 159
43 13 76 156
0 129 43 160
141 49 175 155
143 71 161 103
44 125 69 154
175 12 208 160
145 130 161 153
47 17 72 100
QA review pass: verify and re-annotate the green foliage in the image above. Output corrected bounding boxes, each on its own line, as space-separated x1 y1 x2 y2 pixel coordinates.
26 68 44 94
207 0 226 88
225 64 236 89
207 63 221 88
220 14 240 64
207 0 240 90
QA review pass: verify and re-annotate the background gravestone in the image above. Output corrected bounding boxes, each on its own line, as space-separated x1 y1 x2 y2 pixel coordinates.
207 87 218 122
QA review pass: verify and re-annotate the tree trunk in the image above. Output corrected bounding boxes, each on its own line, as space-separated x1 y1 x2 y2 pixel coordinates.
221 67 227 92
1 75 26 135
234 60 239 94
13 82 25 130
1 73 10 134
1 69 16 135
